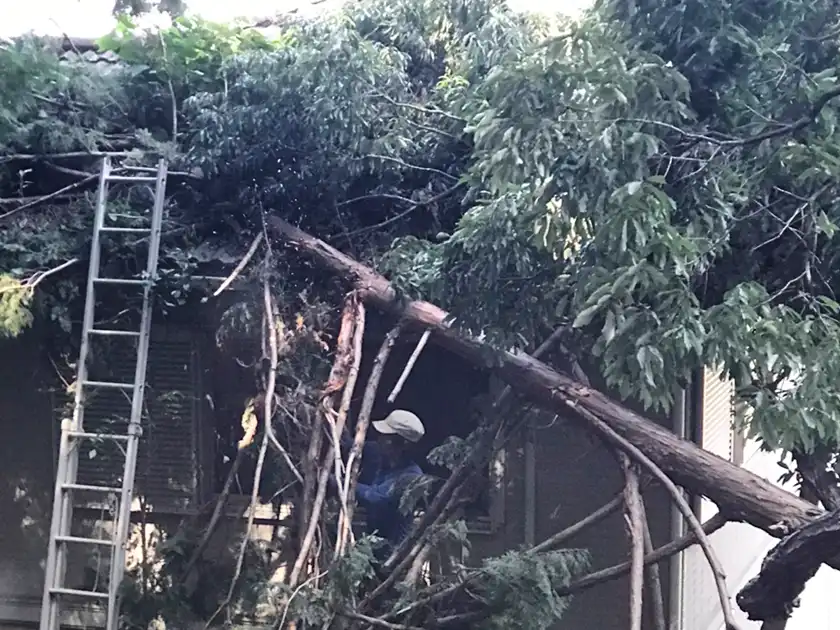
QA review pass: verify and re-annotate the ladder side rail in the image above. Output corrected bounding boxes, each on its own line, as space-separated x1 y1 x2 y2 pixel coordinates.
105 159 168 630
39 156 112 630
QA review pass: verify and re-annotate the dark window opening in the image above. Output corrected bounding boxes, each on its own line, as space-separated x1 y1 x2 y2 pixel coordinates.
349 315 493 521
202 311 496 523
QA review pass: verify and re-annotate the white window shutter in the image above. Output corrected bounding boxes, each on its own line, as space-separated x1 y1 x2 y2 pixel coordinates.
701 366 736 462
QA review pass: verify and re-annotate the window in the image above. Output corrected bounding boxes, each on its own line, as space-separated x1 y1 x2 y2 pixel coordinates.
348 317 503 532
67 327 202 514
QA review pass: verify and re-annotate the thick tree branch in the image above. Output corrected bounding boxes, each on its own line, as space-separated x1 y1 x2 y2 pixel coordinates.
736 506 840 622
266 216 827 546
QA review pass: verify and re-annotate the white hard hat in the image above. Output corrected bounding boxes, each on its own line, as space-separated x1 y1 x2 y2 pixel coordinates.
373 409 426 443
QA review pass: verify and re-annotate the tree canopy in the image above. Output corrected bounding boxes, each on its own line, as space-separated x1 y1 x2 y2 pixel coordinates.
5 0 840 626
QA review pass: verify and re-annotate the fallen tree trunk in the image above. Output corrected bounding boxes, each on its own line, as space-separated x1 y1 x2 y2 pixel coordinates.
736 506 840 622
266 217 827 549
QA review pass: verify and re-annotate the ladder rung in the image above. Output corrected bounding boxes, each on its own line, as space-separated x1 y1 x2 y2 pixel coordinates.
82 380 134 389
100 227 152 234
67 431 131 442
106 175 157 183
55 535 115 547
93 278 148 286
88 328 141 337
49 587 109 600
61 483 122 493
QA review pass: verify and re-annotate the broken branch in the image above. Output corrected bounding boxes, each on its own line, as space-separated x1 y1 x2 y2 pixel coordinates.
736 505 840 622
331 298 367 557
388 329 430 403
341 324 402 555
621 454 644 630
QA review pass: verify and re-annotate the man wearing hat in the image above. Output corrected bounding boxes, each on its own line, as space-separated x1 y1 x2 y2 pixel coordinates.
341 409 426 555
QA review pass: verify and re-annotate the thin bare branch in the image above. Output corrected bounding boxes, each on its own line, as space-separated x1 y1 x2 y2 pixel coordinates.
337 183 465 239
0 174 96 221
263 278 304 484
388 329 430 403
182 448 246 578
531 493 623 553
343 611 424 630
341 324 402 553
556 511 728 597
205 426 270 628
363 154 458 181
290 445 334 587
211 233 263 297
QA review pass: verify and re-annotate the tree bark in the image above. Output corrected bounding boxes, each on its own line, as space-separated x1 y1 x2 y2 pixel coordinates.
266 217 829 555
737 507 840 621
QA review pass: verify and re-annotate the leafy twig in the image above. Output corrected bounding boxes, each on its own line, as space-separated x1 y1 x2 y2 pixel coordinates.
0 258 81 294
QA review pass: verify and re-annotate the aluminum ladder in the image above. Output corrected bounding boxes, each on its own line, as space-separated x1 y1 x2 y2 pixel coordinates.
39 156 168 630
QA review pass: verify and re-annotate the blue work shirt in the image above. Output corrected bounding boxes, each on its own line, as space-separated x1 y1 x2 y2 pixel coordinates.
343 437 422 549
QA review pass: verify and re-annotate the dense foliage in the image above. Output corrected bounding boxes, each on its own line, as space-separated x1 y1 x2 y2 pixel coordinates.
6 0 840 624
